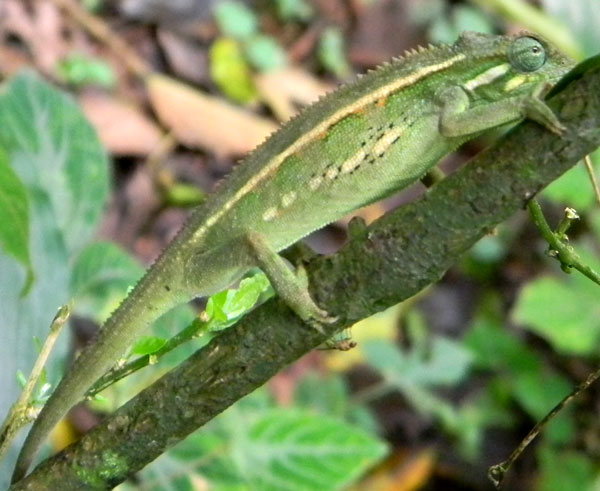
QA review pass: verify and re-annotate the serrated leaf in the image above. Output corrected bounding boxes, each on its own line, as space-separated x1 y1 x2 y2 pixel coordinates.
0 146 33 291
242 409 387 490
131 336 167 356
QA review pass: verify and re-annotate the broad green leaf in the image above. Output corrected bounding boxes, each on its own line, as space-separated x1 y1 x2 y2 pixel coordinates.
542 154 597 210
0 72 108 486
537 447 597 491
464 304 540 373
361 338 473 437
465 298 575 444
214 1 257 39
363 337 472 388
294 372 379 434
0 146 32 291
0 71 109 255
136 390 384 491
241 409 387 490
210 38 258 103
512 273 600 355
70 241 143 322
511 369 574 445
131 336 167 356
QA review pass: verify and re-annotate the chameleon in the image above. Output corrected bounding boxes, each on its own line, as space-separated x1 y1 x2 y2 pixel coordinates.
12 31 573 481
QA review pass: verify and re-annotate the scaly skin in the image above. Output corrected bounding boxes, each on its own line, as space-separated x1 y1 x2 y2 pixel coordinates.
12 31 573 482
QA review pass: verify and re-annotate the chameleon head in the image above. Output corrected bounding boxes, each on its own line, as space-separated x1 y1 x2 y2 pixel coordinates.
454 31 574 98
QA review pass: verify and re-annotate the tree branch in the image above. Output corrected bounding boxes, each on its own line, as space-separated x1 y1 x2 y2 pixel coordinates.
11 57 600 489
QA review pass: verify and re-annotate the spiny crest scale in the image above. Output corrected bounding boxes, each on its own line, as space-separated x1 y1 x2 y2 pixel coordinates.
236 38 457 169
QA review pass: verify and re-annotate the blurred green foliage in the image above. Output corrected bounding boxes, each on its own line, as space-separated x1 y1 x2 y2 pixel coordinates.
56 53 116 88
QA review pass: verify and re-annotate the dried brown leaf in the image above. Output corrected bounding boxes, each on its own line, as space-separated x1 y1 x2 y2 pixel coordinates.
79 91 163 156
146 74 277 157
255 67 333 121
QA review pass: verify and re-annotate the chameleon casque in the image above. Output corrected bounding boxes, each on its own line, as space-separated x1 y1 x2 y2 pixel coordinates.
13 31 573 480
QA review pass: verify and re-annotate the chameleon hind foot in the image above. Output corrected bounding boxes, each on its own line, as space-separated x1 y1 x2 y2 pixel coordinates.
245 232 337 332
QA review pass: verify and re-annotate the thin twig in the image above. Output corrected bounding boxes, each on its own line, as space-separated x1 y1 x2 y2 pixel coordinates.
87 318 208 398
45 0 150 78
583 155 600 205
489 368 600 488
528 199 600 285
0 304 70 460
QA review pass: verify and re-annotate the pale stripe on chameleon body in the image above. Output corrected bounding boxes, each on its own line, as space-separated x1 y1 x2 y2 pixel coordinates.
193 53 467 239
504 74 528 92
463 63 510 91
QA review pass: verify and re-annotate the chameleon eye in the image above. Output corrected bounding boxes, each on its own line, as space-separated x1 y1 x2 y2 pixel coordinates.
509 36 547 72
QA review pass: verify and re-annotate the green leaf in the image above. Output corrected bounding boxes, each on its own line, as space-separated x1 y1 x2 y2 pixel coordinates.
244 34 287 72
214 1 258 40
0 71 109 255
511 369 574 445
464 302 540 373
363 337 473 388
512 272 600 355
294 372 379 434
361 337 473 436
0 146 33 292
542 152 598 210
56 53 116 88
0 71 108 485
210 38 258 103
537 446 597 491
465 298 574 445
272 0 313 21
317 27 350 78
242 409 387 490
70 241 143 322
136 390 385 490
130 336 167 356
205 272 272 330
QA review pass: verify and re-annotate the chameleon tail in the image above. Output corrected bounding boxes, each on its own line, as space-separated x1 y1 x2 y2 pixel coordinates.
11 260 183 483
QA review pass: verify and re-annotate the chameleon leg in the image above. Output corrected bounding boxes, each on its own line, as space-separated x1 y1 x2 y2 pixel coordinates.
245 232 336 330
437 84 565 137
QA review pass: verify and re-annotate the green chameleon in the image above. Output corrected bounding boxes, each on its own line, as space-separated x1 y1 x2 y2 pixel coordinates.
13 31 573 481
